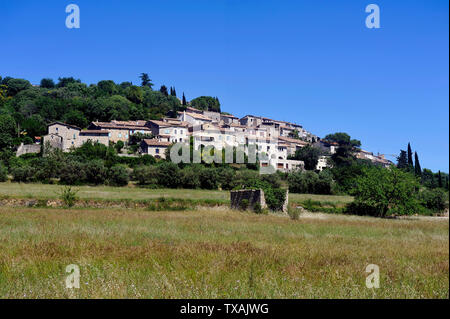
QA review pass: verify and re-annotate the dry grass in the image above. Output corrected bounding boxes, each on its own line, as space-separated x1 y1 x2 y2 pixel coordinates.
0 206 447 299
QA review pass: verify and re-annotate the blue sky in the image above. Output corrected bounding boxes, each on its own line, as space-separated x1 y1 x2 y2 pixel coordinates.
1 0 448 172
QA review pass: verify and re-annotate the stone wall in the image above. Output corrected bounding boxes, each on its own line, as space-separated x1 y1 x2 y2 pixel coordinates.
230 189 289 213
16 143 41 157
230 189 267 211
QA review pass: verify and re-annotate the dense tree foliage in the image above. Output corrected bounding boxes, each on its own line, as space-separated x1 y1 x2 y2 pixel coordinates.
347 166 422 217
288 145 321 170
190 96 221 112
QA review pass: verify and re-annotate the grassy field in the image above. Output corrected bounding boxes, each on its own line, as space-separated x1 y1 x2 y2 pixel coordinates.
0 206 448 298
0 182 352 205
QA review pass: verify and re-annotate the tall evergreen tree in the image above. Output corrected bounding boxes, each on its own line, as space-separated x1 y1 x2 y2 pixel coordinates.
396 150 408 169
414 152 422 177
139 73 153 89
171 87 177 97
182 92 187 106
160 85 168 96
438 171 443 188
407 143 414 170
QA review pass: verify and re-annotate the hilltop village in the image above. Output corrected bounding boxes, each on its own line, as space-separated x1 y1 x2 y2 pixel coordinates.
37 106 392 171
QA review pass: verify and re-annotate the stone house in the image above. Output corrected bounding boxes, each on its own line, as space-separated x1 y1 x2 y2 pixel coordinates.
88 120 152 144
139 139 172 159
178 111 213 126
43 122 110 152
147 118 189 143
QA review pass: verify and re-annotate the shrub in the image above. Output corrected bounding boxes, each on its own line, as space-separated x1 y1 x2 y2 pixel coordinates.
0 164 7 182
59 161 86 185
155 162 180 188
253 202 262 214
260 173 282 189
85 160 107 185
419 188 448 214
199 167 218 190
11 165 36 183
287 170 334 195
108 165 129 186
133 165 159 186
72 141 109 160
114 140 124 153
216 167 235 190
117 154 156 167
59 186 78 208
179 165 201 189
265 187 286 211
288 207 300 220
239 199 249 211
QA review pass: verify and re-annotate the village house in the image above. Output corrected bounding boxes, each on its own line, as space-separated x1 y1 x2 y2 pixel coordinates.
356 150 393 168
88 120 152 144
147 118 189 143
178 111 213 126
277 136 309 156
220 113 239 125
43 122 110 152
139 139 172 159
316 155 331 171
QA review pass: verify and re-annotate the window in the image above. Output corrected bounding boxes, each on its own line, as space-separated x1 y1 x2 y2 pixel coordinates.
108 133 111 137
73 134 76 139
156 149 159 154
118 133 122 138
174 129 177 134
164 129 170 134
226 136 230 141
56 127 58 132
180 129 183 134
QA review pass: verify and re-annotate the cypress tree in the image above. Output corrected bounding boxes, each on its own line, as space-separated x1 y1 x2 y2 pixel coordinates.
396 150 408 169
414 152 422 177
407 143 413 170
160 85 168 96
171 87 177 97
438 171 443 188
182 92 187 106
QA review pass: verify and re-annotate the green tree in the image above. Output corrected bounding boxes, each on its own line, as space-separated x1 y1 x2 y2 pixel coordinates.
325 132 361 167
288 145 321 170
56 77 81 88
108 165 129 186
125 85 143 104
160 85 169 96
64 110 88 128
97 80 118 95
190 96 221 112
139 73 153 89
0 114 17 150
414 152 422 177
407 143 414 170
40 78 55 88
348 166 421 217
6 79 31 96
396 150 408 169
438 170 443 188
182 92 187 106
